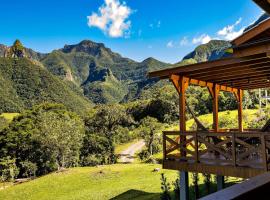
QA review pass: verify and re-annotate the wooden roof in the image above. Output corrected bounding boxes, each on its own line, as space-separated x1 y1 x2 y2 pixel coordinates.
253 0 270 14
149 1 270 90
149 52 270 90
232 18 270 47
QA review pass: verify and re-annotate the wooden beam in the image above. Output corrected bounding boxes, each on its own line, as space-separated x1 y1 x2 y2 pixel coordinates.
195 64 270 81
183 77 238 93
238 89 243 132
213 84 219 132
179 76 189 133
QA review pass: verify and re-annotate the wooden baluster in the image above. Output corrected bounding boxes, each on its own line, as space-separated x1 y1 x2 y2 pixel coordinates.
163 132 166 161
261 134 268 171
232 133 236 167
195 132 199 163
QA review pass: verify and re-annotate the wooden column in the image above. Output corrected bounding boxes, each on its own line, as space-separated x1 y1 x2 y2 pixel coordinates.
179 76 188 133
217 175 225 191
213 84 219 132
171 75 189 200
238 89 243 132
180 171 189 200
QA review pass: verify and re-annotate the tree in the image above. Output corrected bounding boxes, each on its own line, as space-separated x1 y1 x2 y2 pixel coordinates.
10 40 25 58
0 103 85 176
35 108 85 169
0 116 8 131
83 104 135 164
0 157 19 183
139 117 162 155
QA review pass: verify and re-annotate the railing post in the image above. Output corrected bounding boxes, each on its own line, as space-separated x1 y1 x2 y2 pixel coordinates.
163 132 166 161
195 132 199 163
261 134 268 171
232 133 236 167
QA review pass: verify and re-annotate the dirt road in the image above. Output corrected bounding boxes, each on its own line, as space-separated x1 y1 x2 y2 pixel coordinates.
119 140 145 163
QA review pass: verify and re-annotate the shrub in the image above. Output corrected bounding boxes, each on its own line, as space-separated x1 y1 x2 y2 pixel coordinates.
160 173 171 200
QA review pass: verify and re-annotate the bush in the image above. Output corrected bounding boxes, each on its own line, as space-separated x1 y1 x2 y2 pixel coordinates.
20 161 37 178
138 149 151 161
0 157 19 182
160 173 171 200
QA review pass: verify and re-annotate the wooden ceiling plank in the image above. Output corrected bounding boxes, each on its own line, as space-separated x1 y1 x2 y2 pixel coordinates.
148 53 268 79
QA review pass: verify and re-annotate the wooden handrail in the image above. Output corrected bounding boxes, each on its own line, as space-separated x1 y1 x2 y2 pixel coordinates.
163 130 270 171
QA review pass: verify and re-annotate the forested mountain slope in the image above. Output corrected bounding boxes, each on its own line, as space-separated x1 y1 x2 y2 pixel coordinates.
0 58 92 114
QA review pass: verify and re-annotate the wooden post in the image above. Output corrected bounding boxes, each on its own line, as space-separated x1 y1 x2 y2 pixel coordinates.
180 171 189 200
162 132 166 168
179 76 188 134
213 84 219 132
261 134 268 171
232 133 236 167
238 89 243 132
217 175 225 191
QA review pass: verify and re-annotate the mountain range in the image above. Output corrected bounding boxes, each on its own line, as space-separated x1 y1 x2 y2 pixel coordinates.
1 13 265 114
0 39 232 113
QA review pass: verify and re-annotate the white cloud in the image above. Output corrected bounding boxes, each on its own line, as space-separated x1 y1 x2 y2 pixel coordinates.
180 37 189 46
157 21 161 28
217 18 244 40
149 21 161 29
166 41 174 48
192 34 211 44
87 0 132 38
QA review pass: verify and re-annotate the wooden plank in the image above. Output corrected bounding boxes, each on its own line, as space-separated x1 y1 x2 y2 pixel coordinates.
235 138 256 149
199 172 270 200
188 59 270 77
163 160 265 178
197 137 231 159
148 53 268 79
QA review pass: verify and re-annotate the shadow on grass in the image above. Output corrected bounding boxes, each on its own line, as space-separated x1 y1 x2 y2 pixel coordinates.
110 181 242 200
110 189 159 200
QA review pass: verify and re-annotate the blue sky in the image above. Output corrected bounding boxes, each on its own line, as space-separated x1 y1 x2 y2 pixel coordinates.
0 0 263 63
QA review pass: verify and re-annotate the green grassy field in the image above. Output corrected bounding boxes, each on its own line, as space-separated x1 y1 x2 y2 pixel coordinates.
0 164 242 200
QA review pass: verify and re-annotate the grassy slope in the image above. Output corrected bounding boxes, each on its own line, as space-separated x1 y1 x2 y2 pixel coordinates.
0 164 178 200
168 109 258 131
0 164 241 200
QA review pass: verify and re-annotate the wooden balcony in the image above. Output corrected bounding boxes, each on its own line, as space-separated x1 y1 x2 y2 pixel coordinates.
163 131 270 178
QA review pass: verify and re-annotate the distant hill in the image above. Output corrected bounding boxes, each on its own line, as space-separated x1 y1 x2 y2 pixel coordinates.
39 40 171 103
0 58 92 114
182 40 231 63
244 13 270 32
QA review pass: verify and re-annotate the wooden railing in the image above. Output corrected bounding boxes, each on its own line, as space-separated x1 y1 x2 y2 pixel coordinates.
163 131 270 171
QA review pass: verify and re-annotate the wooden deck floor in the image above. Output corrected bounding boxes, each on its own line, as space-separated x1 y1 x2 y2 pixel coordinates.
164 152 265 178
